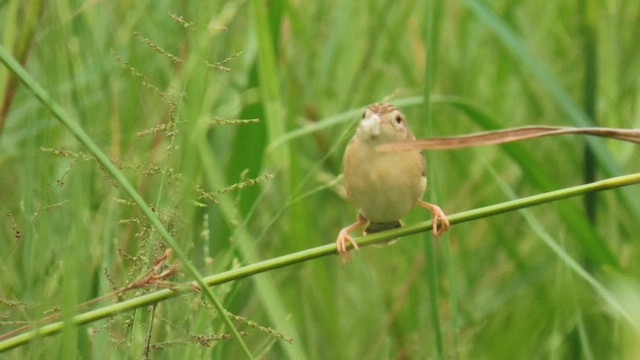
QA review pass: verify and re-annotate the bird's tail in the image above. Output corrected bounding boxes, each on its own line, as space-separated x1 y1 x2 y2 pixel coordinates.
365 220 402 247
364 220 402 234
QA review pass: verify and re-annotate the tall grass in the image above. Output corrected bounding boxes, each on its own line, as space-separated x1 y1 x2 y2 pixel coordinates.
1 1 639 358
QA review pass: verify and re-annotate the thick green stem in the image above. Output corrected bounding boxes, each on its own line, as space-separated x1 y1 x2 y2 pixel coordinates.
2 172 639 352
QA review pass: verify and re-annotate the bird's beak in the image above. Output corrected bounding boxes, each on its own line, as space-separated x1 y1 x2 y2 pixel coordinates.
361 113 381 138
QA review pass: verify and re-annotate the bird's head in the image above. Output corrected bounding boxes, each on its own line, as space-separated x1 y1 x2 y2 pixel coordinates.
356 103 413 143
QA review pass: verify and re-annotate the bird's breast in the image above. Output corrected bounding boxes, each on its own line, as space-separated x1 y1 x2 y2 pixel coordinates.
344 140 426 223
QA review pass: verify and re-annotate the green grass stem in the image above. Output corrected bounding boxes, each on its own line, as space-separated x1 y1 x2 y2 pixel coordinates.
0 44 254 359
2 171 639 352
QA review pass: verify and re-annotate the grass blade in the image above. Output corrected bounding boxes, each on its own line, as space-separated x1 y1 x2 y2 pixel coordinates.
0 44 254 359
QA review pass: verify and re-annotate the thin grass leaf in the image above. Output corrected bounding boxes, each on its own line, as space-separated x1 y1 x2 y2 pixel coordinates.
464 0 640 222
488 164 639 330
0 45 254 359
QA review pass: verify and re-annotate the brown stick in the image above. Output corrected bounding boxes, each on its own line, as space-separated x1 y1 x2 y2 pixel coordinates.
377 126 640 151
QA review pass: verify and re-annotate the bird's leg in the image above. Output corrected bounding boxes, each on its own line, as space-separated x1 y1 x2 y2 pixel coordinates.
335 213 367 264
417 200 450 236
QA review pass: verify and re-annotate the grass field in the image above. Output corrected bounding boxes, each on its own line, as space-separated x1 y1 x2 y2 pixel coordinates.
1 1 640 359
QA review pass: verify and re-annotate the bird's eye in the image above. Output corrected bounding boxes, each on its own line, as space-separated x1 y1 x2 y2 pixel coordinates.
395 115 403 124
362 112 366 119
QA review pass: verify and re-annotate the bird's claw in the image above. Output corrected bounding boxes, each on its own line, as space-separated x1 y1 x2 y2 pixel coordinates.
431 207 450 236
336 229 360 265
418 200 450 237
335 214 366 265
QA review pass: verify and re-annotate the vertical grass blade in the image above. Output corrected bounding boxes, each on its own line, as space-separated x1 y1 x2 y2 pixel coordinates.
464 0 640 221
423 0 446 357
0 45 254 359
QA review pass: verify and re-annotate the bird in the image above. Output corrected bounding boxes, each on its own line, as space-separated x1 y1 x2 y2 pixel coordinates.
336 103 450 263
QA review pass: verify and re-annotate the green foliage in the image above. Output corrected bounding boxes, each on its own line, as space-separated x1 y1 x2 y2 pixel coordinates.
1 0 640 359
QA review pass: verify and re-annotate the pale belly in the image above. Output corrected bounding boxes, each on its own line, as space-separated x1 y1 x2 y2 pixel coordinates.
344 145 426 223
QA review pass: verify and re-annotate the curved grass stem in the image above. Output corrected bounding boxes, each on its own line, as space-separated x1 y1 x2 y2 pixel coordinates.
1 172 639 352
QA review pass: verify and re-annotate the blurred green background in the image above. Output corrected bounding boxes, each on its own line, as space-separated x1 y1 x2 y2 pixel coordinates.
1 0 640 358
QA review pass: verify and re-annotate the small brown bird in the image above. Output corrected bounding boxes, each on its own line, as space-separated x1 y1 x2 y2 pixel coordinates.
336 103 450 263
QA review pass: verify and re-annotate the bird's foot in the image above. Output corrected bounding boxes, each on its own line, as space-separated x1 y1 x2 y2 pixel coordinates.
335 214 366 265
336 230 359 265
418 200 451 236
